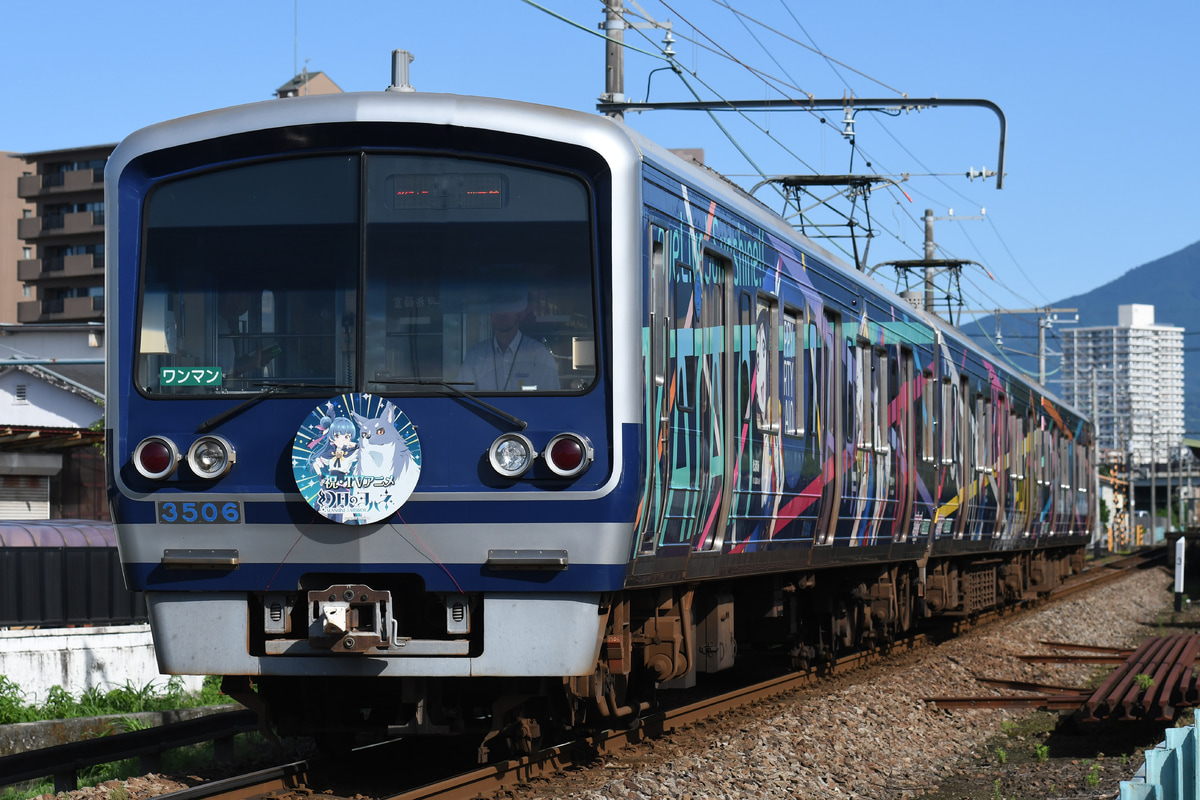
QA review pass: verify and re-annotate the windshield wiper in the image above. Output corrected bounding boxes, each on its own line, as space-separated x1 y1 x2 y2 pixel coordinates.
374 379 527 430
196 382 351 434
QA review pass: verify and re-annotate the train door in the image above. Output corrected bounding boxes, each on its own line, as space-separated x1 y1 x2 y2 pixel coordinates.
1055 434 1071 536
1034 425 1052 538
774 303 815 542
865 345 890 543
1012 410 1031 537
978 395 1002 538
999 401 1018 539
816 311 841 545
912 366 937 540
693 253 730 551
938 375 965 539
730 292 782 546
635 224 670 555
1078 441 1094 535
835 333 868 544
658 261 699 547
953 378 971 539
730 293 754 545
650 246 731 553
882 348 912 541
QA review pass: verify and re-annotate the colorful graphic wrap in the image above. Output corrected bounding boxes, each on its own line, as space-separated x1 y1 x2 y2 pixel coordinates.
291 393 421 525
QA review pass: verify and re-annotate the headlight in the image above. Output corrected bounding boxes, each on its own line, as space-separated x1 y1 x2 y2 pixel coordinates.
543 433 593 478
133 436 180 480
488 433 535 478
187 435 236 479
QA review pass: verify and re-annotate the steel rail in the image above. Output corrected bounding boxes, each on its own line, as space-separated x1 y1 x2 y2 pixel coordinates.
152 761 310 800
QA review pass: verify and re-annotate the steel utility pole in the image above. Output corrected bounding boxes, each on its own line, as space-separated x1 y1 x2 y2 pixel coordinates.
959 306 1078 385
602 0 625 119
924 210 936 312
871 209 985 319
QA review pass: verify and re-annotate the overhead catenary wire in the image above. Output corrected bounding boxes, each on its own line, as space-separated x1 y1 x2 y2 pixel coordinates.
525 1 1039 320
614 1 1005 274
610 5 864 259
709 0 908 97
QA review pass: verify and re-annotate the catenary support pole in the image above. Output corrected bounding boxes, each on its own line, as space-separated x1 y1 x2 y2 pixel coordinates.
1175 535 1186 612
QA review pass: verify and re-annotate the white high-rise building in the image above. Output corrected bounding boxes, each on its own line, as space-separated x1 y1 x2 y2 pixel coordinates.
1060 304 1184 465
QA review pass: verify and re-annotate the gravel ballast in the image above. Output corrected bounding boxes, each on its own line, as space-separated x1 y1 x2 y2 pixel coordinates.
512 565 1181 799
26 565 1184 800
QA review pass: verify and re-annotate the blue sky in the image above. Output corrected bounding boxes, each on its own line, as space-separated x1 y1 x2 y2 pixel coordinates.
4 1 1197 323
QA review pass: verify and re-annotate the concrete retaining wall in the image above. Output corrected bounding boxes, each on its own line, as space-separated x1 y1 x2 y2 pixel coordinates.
0 705 240 758
0 625 204 705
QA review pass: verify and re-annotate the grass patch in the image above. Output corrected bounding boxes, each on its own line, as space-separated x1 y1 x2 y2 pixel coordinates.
0 676 226 725
0 675 238 800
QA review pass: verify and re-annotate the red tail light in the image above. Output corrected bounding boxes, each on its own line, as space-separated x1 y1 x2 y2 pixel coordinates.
133 436 180 480
543 433 593 478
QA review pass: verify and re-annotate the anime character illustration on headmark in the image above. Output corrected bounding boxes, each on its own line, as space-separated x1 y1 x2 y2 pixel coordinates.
292 393 422 525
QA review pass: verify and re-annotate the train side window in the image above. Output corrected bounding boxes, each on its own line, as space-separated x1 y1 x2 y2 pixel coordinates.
807 318 819 436
674 264 696 411
958 379 970 479
822 312 840 452
650 226 668 388
874 348 889 453
755 295 778 432
920 369 935 462
846 338 862 451
854 342 870 450
1009 412 1018 479
781 308 802 437
940 378 955 466
974 395 988 473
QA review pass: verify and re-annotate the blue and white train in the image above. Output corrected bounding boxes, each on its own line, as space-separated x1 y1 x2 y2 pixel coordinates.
105 90 1094 751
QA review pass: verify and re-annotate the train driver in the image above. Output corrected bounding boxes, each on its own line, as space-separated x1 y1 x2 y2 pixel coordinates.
457 286 559 392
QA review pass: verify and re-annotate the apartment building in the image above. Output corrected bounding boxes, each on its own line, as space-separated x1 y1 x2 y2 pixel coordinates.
1060 303 1184 465
9 71 340 327
14 144 114 324
0 153 35 324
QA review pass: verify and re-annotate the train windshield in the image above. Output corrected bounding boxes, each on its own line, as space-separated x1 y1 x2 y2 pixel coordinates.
136 153 597 396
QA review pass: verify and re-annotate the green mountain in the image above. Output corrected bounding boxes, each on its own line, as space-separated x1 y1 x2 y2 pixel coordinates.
965 240 1200 431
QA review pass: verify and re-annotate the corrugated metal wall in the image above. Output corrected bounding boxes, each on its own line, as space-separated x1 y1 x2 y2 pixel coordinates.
0 475 49 519
0 546 145 627
0 521 146 627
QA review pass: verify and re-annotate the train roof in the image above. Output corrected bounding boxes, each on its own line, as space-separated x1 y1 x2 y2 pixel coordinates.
618 123 1087 421
0 519 115 548
108 91 1085 423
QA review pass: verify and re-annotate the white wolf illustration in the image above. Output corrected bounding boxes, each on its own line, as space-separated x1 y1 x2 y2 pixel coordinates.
351 405 419 501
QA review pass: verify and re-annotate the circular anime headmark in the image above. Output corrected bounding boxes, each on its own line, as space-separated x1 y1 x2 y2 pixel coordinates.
291 393 422 525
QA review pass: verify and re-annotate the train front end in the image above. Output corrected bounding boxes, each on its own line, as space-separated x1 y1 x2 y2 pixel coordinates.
104 92 642 743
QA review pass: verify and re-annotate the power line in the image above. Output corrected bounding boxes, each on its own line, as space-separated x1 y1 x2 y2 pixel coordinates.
707 0 907 96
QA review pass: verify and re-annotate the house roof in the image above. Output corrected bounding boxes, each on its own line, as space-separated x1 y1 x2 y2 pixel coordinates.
0 519 114 547
21 363 104 398
276 71 340 94
0 425 102 451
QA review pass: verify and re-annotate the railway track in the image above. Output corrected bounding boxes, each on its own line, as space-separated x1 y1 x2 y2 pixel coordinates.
18 549 1165 800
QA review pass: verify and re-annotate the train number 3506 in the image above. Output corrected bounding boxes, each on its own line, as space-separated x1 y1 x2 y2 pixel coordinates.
156 501 242 524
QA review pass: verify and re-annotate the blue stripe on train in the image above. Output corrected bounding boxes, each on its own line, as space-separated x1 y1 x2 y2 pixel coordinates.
125 560 627 593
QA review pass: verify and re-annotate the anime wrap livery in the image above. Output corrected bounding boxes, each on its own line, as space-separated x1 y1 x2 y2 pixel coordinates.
106 90 1094 750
